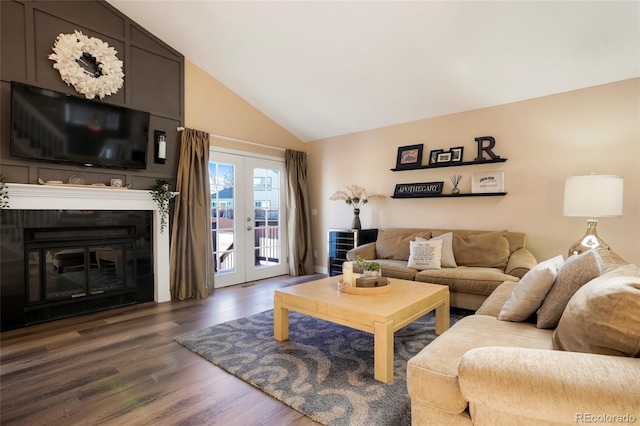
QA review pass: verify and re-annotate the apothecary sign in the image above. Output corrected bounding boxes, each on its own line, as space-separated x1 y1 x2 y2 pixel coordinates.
393 182 444 198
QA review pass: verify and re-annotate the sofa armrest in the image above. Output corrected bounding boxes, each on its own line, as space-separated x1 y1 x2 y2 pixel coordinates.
504 247 537 278
459 347 640 424
346 242 377 261
474 281 517 316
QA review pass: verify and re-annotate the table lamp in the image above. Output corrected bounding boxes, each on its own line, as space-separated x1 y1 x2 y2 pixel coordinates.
563 174 623 256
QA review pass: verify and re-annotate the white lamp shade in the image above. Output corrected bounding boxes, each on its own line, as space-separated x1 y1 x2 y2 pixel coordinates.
563 175 623 217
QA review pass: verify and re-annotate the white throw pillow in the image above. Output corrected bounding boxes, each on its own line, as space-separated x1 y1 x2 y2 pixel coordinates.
417 233 457 268
408 239 443 270
498 255 565 322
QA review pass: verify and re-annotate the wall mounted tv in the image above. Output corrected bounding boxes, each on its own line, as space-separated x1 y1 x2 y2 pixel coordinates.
11 82 150 170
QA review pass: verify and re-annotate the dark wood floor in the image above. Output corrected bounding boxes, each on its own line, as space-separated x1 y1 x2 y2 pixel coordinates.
1 274 327 426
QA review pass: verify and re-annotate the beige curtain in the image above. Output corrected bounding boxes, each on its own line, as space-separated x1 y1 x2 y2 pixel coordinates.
170 128 215 299
285 149 314 275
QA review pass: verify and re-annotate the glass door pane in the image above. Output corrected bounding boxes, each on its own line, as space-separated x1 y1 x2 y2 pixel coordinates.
245 157 287 282
209 161 237 276
252 167 281 268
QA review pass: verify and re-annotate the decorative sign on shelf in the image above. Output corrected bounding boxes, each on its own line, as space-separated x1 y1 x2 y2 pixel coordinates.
471 172 505 193
393 182 444 198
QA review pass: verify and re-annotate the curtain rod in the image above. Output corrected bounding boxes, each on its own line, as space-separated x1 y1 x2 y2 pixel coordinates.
176 127 286 152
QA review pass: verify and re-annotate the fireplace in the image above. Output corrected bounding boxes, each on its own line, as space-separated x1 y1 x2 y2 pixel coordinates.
22 225 144 324
1 184 173 331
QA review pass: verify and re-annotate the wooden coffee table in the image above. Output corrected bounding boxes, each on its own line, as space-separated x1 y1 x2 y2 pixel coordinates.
274 276 450 383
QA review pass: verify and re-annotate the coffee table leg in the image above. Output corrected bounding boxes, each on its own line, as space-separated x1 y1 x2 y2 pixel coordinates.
374 320 394 383
435 291 450 335
273 294 289 341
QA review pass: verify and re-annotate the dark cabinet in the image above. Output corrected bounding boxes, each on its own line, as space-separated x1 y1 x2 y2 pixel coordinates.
327 229 378 277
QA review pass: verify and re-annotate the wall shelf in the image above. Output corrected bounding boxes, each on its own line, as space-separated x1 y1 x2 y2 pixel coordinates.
391 192 507 199
391 158 507 171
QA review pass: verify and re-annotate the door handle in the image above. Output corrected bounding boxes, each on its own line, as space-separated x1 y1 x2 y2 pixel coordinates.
247 226 252 231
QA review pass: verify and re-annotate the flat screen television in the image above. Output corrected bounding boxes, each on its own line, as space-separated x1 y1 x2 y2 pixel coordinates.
11 82 150 169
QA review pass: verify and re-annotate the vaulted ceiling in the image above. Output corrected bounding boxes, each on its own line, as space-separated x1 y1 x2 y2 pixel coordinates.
107 1 639 142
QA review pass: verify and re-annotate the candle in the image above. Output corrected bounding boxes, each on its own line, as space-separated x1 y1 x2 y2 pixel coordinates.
158 136 166 159
342 261 354 286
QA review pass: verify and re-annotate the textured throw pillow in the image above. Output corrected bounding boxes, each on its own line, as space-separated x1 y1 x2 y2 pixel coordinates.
498 255 565 322
596 247 629 273
408 239 443 270
416 233 457 268
536 250 603 329
553 264 640 357
452 231 510 268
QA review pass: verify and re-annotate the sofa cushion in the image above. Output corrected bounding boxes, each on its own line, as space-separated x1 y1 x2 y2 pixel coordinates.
452 231 510 268
415 266 519 296
537 250 603 329
596 247 629 273
431 229 527 254
422 232 457 268
376 229 432 260
408 239 442 270
375 259 419 280
498 255 565 322
553 264 640 357
407 315 554 414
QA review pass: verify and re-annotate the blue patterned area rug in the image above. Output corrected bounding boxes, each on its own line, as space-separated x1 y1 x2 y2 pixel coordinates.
175 308 470 426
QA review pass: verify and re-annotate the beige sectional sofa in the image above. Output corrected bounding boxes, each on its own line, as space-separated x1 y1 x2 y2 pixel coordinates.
346 228 538 310
407 248 640 425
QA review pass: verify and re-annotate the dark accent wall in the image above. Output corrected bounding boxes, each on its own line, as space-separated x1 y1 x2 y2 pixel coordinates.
0 0 184 189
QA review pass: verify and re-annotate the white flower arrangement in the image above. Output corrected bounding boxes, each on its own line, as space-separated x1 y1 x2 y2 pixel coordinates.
49 30 124 100
329 184 385 209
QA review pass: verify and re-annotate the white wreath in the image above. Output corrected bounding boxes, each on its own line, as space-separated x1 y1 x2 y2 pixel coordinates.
49 30 124 100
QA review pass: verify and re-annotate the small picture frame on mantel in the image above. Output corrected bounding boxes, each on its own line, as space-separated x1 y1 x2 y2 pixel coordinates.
395 144 424 169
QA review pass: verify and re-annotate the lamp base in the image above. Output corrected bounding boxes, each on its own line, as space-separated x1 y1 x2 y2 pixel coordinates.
568 217 610 257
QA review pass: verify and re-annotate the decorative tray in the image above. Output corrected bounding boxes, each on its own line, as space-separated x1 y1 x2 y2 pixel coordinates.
338 280 391 295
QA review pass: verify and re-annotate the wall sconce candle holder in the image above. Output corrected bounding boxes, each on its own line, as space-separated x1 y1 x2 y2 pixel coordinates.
154 130 167 164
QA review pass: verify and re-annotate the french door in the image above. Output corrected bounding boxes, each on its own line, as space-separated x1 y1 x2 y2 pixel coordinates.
209 150 288 287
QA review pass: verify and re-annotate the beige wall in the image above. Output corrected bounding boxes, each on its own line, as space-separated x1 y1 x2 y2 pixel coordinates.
184 59 306 157
307 78 640 268
184 65 638 269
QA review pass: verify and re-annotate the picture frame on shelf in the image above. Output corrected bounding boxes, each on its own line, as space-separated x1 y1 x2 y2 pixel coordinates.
471 171 505 193
436 152 452 163
429 149 443 165
395 144 424 169
450 146 464 162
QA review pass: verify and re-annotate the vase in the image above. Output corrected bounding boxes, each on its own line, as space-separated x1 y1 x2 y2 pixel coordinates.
351 208 361 230
451 187 460 195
